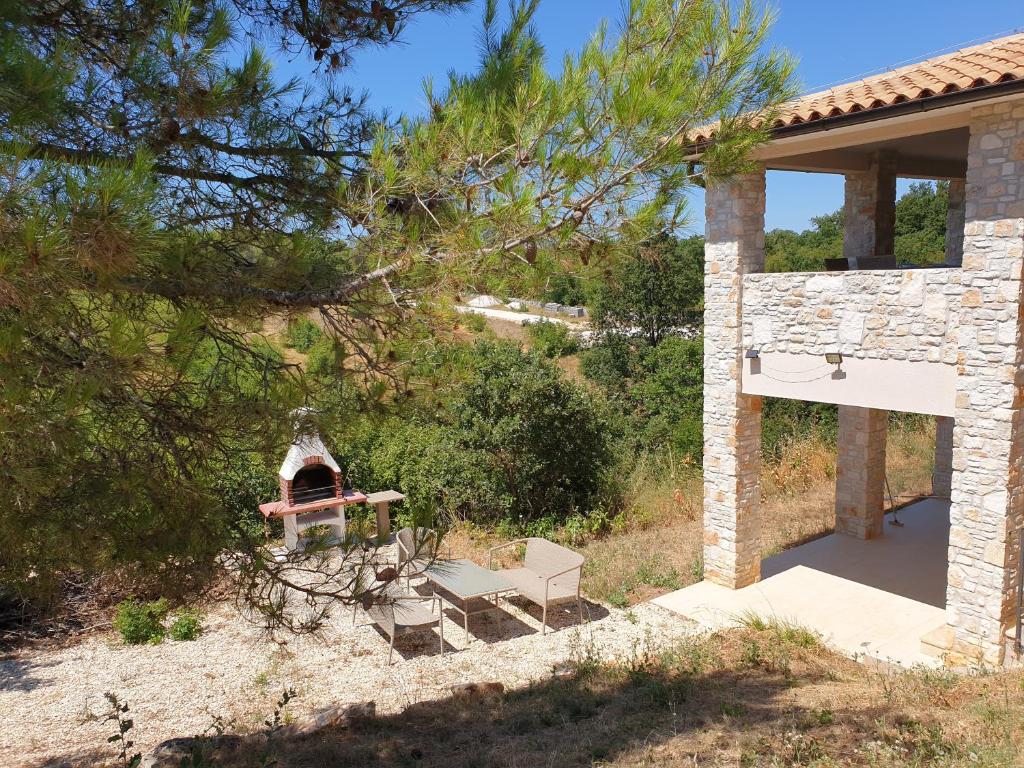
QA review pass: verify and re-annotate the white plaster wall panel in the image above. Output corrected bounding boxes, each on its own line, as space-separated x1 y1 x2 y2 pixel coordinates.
741 354 956 415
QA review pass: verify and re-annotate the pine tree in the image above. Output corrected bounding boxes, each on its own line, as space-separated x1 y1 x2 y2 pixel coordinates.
0 0 794 620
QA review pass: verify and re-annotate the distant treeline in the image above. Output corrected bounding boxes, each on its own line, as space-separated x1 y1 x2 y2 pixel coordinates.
764 180 950 272
542 180 951 305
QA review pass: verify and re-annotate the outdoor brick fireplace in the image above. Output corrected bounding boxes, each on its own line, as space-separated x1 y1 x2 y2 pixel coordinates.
260 430 367 551
278 436 345 511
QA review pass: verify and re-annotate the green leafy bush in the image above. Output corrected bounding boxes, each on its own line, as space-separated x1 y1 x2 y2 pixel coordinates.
542 273 591 306
579 334 635 394
589 235 703 346
169 607 202 641
284 317 322 352
208 453 280 539
452 341 612 522
305 336 340 376
525 320 579 358
362 420 506 521
761 398 838 462
630 337 703 457
114 598 168 645
581 334 703 458
351 341 613 527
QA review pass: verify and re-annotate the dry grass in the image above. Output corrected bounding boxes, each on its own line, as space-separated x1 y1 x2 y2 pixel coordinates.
578 419 938 606
480 316 529 343
155 624 1024 768
444 421 937 609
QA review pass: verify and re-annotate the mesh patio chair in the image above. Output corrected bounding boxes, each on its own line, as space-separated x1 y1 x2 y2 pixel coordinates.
358 583 445 665
396 527 449 591
488 537 584 634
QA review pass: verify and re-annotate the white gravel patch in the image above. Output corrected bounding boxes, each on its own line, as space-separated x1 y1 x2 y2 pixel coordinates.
0 586 688 767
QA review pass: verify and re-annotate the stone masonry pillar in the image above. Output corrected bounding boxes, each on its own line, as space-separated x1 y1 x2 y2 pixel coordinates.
945 178 966 267
703 169 766 589
934 182 964 502
932 416 954 499
835 406 888 538
842 151 897 267
835 154 896 538
946 103 1024 666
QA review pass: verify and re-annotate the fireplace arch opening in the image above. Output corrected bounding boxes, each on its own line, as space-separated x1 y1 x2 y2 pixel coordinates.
290 464 337 505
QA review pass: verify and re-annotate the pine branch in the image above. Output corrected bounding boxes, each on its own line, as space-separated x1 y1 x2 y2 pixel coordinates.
120 261 404 307
27 141 301 190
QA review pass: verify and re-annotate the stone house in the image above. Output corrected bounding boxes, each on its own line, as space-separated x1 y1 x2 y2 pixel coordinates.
683 33 1024 666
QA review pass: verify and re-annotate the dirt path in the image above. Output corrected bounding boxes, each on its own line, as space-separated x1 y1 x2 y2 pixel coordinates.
0 595 685 767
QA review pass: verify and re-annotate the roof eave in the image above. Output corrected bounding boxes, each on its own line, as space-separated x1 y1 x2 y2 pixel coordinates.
685 78 1024 159
769 77 1024 140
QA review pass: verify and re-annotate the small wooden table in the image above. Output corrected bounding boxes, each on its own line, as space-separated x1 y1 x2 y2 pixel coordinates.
364 489 405 540
423 559 513 645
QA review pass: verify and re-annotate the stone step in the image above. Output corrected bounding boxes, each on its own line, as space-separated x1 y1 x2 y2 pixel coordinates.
920 624 953 659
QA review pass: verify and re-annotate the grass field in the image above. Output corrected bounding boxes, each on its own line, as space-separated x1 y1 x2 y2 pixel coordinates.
448 418 936 608
178 619 1024 767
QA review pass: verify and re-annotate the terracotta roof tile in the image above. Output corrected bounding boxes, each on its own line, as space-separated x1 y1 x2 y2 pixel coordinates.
692 32 1024 142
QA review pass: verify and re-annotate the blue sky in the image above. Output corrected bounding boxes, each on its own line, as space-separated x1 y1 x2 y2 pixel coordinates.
281 1 1024 233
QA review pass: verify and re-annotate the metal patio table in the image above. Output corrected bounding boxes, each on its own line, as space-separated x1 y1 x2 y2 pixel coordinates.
423 559 513 644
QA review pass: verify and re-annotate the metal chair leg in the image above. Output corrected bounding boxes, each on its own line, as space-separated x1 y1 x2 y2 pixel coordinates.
542 603 548 635
388 632 395 666
439 614 444 658
578 597 584 624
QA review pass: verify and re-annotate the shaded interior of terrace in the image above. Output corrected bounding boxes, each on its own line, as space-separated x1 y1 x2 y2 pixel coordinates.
656 497 951 666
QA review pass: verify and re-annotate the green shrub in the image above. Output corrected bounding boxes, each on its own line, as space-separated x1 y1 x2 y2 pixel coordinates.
543 273 592 307
589 235 703 346
169 607 202 641
114 598 169 645
579 334 634 393
581 334 703 458
284 317 322 352
453 341 612 522
524 320 579 358
362 420 507 522
460 312 487 333
761 398 838 461
208 452 280 539
352 341 613 527
305 336 339 376
630 337 703 457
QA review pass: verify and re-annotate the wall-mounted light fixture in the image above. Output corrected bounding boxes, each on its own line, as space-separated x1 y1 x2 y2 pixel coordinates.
745 348 761 375
825 351 845 380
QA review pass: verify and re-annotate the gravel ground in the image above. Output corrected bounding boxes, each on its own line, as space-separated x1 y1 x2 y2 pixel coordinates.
0 569 688 767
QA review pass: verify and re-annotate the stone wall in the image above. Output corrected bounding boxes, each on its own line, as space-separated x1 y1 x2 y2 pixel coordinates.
946 102 1024 666
703 170 766 590
742 269 961 364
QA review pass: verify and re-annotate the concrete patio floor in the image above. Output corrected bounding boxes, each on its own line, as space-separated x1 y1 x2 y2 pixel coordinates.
653 498 950 667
